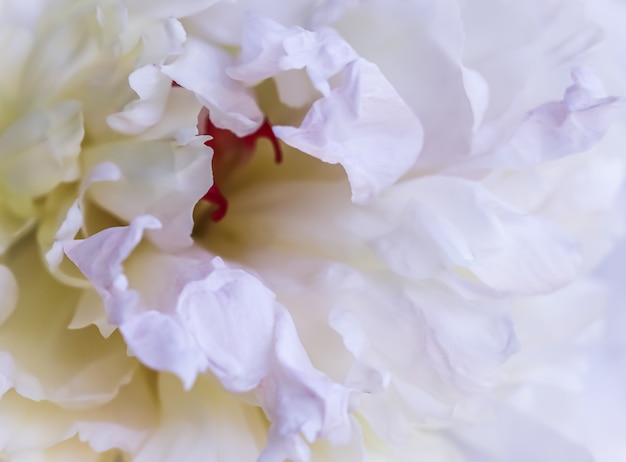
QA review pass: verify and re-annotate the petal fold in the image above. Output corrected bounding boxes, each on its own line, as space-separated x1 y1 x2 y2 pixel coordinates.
275 58 423 203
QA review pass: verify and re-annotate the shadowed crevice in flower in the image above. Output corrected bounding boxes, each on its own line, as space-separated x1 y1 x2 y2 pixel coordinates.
200 112 283 222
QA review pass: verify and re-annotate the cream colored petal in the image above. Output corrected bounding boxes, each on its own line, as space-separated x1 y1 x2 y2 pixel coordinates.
83 138 212 252
0 368 155 457
0 236 136 407
134 374 266 462
0 101 83 197
0 265 17 325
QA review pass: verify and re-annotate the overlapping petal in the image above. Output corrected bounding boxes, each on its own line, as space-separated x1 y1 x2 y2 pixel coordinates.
63 217 352 459
0 0 625 461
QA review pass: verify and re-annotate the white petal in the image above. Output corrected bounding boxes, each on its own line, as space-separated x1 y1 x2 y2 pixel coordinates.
469 68 624 170
469 208 582 295
333 0 476 171
374 177 582 295
137 18 186 66
66 221 353 457
125 0 221 21
275 58 423 204
107 65 173 134
119 253 277 391
41 162 122 278
63 215 161 325
228 15 358 97
161 37 263 136
507 68 622 163
0 100 83 196
258 308 352 462
450 406 593 462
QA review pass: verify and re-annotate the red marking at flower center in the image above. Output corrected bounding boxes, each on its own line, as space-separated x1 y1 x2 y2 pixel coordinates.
200 115 283 222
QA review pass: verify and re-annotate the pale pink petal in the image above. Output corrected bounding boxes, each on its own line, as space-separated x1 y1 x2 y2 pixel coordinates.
467 68 624 170
333 0 476 171
65 222 353 458
258 308 352 462
63 222 271 389
119 253 277 391
274 58 423 204
63 215 160 325
42 161 122 277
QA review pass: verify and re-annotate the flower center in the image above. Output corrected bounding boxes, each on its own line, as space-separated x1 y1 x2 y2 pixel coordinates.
199 114 283 222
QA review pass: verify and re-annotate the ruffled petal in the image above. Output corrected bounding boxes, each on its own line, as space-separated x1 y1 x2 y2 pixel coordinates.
333 0 476 171
0 369 155 457
0 236 136 407
258 307 352 462
121 253 277 392
466 69 624 170
40 162 122 281
65 219 353 460
107 65 174 134
161 37 264 136
82 138 212 252
275 58 423 204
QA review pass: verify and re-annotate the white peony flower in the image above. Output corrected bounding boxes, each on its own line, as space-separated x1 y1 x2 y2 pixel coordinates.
1 0 625 461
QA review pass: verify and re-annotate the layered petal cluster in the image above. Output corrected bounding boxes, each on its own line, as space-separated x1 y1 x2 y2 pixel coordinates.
1 0 626 461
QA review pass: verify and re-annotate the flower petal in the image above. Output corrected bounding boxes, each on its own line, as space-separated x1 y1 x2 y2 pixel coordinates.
1 235 136 407
258 307 352 462
0 265 17 325
161 37 264 136
82 138 212 252
65 220 353 459
467 68 624 170
274 58 423 204
227 14 358 97
373 177 582 295
133 373 265 462
0 100 83 197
